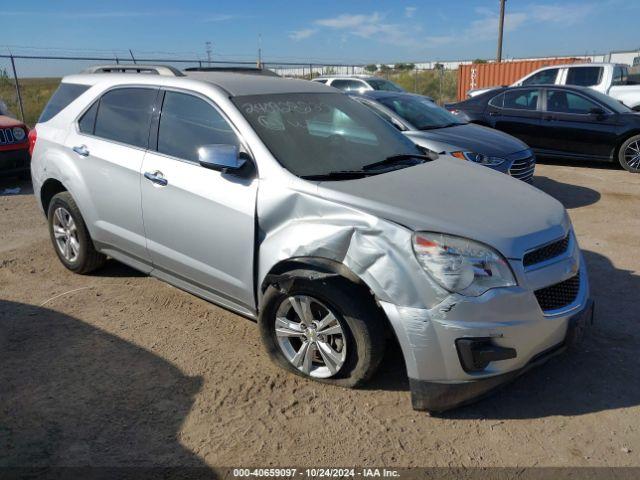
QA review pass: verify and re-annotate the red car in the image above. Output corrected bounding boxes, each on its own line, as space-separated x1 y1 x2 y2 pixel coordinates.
0 110 30 179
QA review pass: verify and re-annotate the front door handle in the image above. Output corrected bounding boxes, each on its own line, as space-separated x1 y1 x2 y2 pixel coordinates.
72 145 89 156
543 115 556 121
144 171 168 186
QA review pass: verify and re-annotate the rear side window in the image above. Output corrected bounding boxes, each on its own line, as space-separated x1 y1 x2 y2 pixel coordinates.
94 88 157 148
612 66 629 86
503 89 539 110
521 68 558 86
566 67 603 87
157 91 239 162
39 83 89 123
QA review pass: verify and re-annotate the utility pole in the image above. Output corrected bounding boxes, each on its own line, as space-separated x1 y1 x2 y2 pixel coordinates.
206 41 212 66
496 0 506 62
257 34 262 68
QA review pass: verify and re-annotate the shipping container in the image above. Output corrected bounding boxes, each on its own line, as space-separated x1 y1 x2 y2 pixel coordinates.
456 58 588 100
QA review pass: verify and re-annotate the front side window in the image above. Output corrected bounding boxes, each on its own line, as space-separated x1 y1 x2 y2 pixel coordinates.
330 79 367 92
157 91 239 162
93 88 157 148
566 67 604 87
546 90 599 114
521 68 559 86
233 93 420 177
377 95 465 129
503 89 539 110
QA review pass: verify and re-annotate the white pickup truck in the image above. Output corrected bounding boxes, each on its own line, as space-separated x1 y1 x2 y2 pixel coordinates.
468 63 640 110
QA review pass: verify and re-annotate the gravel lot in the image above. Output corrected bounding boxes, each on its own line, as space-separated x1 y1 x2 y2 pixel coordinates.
1 161 639 468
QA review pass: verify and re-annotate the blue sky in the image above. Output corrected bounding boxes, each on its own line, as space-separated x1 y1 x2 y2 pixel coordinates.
2 0 640 64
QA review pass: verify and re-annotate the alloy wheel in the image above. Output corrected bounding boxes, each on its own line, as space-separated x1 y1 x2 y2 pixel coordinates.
624 140 640 170
52 207 80 262
275 295 347 378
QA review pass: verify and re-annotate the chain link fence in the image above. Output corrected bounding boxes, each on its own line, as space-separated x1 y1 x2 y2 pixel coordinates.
0 54 457 127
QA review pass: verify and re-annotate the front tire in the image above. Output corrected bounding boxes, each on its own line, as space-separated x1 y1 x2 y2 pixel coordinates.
47 192 106 274
259 276 386 388
618 134 640 173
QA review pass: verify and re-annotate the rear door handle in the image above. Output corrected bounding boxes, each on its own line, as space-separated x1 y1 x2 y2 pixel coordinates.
72 145 89 156
543 115 556 121
144 170 168 186
488 111 498 116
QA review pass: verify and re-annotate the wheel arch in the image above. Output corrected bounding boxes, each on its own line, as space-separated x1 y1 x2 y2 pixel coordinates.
613 129 640 162
40 178 68 215
259 256 395 336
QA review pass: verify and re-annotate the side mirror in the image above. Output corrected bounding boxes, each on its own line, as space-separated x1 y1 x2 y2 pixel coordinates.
589 107 606 117
198 144 246 173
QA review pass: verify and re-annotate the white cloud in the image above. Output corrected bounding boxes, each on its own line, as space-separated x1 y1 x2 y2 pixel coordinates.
314 12 421 47
202 14 238 22
405 6 417 18
289 28 318 41
529 3 595 25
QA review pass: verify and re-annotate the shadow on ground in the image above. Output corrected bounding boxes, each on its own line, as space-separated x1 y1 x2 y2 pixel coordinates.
0 177 32 197
0 300 210 470
534 175 601 209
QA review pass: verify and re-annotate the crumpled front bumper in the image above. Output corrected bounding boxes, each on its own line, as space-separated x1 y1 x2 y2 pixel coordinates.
408 298 594 412
379 244 591 413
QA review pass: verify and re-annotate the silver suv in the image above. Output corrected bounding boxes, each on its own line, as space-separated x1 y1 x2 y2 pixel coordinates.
31 65 593 412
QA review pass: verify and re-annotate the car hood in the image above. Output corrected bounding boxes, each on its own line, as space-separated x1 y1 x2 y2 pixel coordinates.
405 123 529 157
316 156 567 259
0 115 26 128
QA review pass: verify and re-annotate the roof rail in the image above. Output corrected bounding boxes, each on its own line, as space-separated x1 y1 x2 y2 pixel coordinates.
81 64 185 76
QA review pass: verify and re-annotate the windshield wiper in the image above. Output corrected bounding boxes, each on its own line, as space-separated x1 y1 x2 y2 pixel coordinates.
300 170 373 181
361 153 431 171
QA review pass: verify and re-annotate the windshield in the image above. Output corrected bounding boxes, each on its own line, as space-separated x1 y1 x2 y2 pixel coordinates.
586 89 633 113
378 95 466 129
233 93 422 178
367 79 404 92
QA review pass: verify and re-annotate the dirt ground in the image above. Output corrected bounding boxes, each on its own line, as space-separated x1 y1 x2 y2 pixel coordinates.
1 161 639 469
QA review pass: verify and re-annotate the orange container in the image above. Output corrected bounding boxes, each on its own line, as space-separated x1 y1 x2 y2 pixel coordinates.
457 58 588 100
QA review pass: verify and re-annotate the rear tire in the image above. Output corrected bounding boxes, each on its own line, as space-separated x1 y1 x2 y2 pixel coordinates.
259 275 386 388
618 134 640 173
47 192 106 274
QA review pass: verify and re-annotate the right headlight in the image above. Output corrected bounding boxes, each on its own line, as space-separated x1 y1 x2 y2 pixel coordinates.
451 151 506 166
412 232 516 296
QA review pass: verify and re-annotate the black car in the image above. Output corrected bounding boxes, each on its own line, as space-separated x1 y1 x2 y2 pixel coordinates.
446 85 640 173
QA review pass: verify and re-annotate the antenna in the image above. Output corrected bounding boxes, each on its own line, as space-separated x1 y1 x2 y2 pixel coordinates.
257 34 262 68
205 41 212 66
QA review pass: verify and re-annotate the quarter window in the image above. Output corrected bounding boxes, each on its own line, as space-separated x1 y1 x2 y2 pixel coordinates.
93 88 157 148
566 67 604 87
157 91 240 162
39 83 89 123
521 68 559 86
78 101 98 134
546 90 599 114
503 89 539 110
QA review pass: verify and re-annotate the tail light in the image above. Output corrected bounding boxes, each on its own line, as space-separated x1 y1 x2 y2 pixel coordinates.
28 128 37 156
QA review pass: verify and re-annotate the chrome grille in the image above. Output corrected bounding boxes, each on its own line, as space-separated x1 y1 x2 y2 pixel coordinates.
523 233 570 267
534 273 580 312
508 150 536 183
